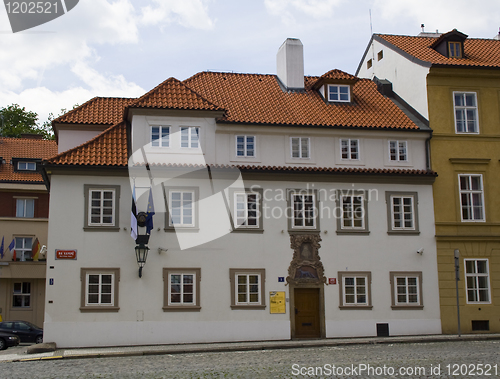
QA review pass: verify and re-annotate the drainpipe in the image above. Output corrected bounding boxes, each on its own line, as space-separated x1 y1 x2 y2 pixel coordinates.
425 130 433 171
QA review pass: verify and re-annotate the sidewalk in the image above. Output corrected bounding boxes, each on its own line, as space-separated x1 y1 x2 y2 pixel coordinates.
1 333 499 363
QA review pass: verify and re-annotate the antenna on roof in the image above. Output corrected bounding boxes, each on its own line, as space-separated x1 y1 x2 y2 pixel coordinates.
421 24 425 33
369 9 373 36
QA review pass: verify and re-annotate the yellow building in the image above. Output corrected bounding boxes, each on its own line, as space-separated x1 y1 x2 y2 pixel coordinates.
358 29 500 333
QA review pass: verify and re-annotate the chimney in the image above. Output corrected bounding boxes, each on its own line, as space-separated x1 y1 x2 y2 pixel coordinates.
276 38 304 91
495 27 500 40
21 133 44 140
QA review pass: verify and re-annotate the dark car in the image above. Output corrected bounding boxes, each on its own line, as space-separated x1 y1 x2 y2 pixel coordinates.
0 321 43 344
0 330 20 350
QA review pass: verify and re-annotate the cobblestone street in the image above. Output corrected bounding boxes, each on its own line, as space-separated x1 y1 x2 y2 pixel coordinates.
0 340 499 379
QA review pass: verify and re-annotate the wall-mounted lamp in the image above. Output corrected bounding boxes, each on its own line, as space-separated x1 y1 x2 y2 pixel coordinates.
135 234 150 278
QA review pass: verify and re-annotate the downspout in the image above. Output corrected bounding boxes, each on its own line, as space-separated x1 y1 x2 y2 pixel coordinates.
425 130 433 172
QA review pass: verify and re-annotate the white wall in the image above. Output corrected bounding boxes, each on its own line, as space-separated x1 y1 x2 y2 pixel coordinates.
57 128 107 154
357 39 430 118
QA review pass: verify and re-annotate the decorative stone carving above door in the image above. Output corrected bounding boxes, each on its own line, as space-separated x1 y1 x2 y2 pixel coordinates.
286 234 326 285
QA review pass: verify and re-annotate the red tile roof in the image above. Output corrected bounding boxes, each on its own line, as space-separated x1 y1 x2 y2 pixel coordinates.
54 97 135 125
185 72 418 129
0 137 57 183
47 122 128 166
130 77 223 112
376 34 500 68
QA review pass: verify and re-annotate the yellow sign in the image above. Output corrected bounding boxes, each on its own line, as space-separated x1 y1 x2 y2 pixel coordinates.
269 291 286 314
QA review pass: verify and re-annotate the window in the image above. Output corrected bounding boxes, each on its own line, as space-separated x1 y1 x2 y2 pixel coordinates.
15 237 32 261
454 92 478 133
290 137 309 159
236 136 255 157
151 125 170 147
328 85 350 102
17 161 36 171
459 174 485 222
16 198 34 218
390 272 423 309
448 41 462 58
181 127 199 148
84 185 120 230
386 192 419 234
234 192 259 229
12 282 31 308
169 190 195 227
80 268 120 312
367 59 372 69
292 193 315 228
389 140 407 161
229 269 266 309
338 272 372 309
163 268 201 311
377 50 383 61
465 259 490 303
340 194 365 230
340 139 359 160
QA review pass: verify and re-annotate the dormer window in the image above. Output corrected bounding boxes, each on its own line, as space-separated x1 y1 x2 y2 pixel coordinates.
448 42 462 58
328 85 350 102
17 161 37 171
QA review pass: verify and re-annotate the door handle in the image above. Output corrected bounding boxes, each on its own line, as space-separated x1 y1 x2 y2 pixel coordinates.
295 308 298 315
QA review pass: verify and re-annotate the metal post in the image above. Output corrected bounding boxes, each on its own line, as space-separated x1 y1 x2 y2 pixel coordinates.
454 249 461 337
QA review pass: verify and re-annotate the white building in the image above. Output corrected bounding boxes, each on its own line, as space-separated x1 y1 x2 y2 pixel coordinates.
43 39 441 348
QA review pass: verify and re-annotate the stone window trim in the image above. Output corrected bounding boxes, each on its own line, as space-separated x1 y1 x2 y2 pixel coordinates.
287 189 320 234
83 185 120 232
385 191 420 235
80 268 120 313
453 91 479 134
335 190 370 235
338 271 373 310
229 268 266 310
229 188 264 233
464 259 491 304
163 186 200 232
389 271 424 310
163 268 201 312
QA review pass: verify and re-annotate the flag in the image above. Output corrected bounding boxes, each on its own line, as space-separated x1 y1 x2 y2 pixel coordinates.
145 187 155 235
131 184 138 240
32 238 41 261
0 237 4 259
8 238 15 261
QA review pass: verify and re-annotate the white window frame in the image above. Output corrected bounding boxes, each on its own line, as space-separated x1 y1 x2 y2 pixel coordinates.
236 135 255 157
168 272 196 306
12 281 31 308
234 192 259 229
465 259 490 304
342 275 368 306
17 161 36 171
340 138 359 160
453 92 479 134
327 84 350 102
290 137 310 159
180 127 200 148
235 273 261 305
340 194 365 229
394 276 420 306
16 198 35 218
292 193 316 229
14 237 32 261
85 273 115 307
459 174 485 222
88 189 116 226
389 140 407 162
169 190 195 227
151 125 170 147
390 195 415 231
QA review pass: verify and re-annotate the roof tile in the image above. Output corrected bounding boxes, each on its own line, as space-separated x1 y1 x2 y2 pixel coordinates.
54 97 135 125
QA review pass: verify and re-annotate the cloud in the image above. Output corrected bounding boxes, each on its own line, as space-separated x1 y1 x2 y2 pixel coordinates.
140 0 214 30
264 0 343 22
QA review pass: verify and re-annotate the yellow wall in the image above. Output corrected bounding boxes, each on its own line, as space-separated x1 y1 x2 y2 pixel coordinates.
428 67 500 333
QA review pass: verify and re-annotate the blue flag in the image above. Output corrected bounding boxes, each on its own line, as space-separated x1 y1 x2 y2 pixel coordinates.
145 188 155 235
8 238 15 252
0 237 4 259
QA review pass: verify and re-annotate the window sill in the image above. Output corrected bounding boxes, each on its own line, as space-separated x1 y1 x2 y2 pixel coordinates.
288 229 320 235
391 305 424 310
387 231 420 236
231 228 264 234
163 306 201 312
336 230 370 235
339 305 373 310
83 227 120 232
164 227 199 233
80 306 120 313
230 305 266 310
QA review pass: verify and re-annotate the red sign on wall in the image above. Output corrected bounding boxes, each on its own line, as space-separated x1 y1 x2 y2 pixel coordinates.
328 278 337 285
56 250 77 260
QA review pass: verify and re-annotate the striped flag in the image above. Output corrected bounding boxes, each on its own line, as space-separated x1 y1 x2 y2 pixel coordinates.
32 238 41 261
0 237 4 259
8 238 15 261
131 184 138 240
145 187 155 235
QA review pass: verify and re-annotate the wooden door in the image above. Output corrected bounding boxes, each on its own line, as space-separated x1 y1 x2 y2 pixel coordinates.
294 288 320 338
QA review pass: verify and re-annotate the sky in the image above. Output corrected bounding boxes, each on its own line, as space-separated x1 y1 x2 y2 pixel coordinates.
0 0 499 125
